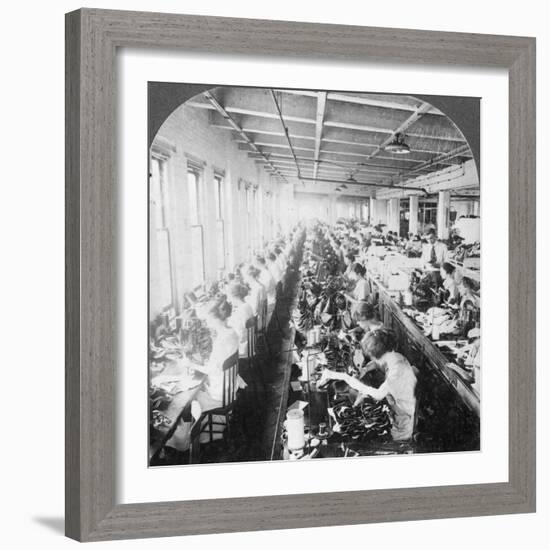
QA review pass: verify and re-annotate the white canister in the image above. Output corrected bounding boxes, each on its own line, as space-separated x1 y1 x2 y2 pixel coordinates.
286 409 306 451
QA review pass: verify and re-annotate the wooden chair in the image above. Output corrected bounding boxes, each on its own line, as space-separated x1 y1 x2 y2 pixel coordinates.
189 351 240 458
256 299 270 353
245 315 257 361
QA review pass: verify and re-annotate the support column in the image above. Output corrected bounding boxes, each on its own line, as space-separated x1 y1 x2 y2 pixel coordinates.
388 198 400 234
409 195 419 235
371 198 388 226
437 190 451 240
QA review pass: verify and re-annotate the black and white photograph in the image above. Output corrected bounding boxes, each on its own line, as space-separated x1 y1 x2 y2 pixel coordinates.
148 84 481 466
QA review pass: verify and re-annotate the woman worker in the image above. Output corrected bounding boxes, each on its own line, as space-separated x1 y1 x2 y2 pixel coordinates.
458 276 479 309
166 296 240 450
353 301 384 334
266 252 283 285
254 255 277 324
242 265 267 326
343 262 370 317
318 329 417 441
342 251 357 280
439 261 460 304
347 302 385 380
226 282 254 357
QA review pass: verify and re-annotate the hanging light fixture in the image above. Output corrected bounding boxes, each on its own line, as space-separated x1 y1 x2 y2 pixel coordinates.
385 133 411 155
340 174 355 189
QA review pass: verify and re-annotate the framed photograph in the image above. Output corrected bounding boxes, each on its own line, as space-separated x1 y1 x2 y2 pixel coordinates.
66 8 536 542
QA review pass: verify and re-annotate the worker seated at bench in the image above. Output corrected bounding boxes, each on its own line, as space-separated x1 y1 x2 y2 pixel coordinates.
318 328 417 441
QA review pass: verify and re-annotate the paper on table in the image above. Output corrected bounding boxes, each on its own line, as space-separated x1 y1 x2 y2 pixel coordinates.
287 400 308 412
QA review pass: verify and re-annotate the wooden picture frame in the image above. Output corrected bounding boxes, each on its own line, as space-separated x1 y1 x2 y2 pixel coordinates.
65 8 536 542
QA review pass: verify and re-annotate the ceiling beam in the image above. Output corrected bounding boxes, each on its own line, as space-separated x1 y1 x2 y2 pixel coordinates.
203 91 287 182
210 114 467 156
313 91 327 183
352 102 433 176
270 90 303 181
403 144 472 178
274 89 445 116
247 151 417 173
299 176 429 194
375 159 478 199
234 137 465 165
327 92 443 115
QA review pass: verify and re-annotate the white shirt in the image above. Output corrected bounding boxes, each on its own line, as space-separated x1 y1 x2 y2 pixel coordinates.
228 301 254 357
275 254 286 275
443 277 459 302
205 327 239 402
352 277 370 302
268 262 282 283
245 280 267 315
421 241 448 266
258 268 276 304
360 351 417 441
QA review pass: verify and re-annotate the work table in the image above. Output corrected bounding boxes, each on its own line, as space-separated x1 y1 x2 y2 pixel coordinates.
368 273 480 416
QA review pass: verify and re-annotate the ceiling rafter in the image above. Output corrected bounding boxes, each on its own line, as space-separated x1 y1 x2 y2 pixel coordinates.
223 127 467 157
270 89 302 181
274 89 446 116
313 91 327 183
203 91 286 183
192 99 442 136
402 144 472 179
194 88 475 193
350 102 433 177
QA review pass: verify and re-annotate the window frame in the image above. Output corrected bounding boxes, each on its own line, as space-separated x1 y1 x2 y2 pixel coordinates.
150 139 176 312
186 163 206 289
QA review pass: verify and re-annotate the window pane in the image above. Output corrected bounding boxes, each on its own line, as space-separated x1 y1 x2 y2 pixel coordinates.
150 158 165 228
216 219 225 270
214 175 223 219
188 171 200 225
191 225 205 287
156 228 172 308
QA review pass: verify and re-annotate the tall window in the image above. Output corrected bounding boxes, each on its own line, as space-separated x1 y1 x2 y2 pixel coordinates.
252 188 258 251
245 185 252 260
188 169 205 288
214 173 225 272
150 157 173 309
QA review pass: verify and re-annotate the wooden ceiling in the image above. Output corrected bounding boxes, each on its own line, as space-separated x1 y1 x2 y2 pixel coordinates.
185 87 474 192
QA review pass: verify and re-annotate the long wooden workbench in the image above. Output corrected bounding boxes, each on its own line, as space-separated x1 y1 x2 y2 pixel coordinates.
369 274 480 417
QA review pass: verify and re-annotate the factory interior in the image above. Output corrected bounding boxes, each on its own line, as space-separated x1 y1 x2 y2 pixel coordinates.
148 86 480 465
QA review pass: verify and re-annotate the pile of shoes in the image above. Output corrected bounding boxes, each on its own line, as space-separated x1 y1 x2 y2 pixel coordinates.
332 397 392 442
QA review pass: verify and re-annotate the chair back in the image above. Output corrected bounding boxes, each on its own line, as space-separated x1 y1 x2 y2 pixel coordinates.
245 315 257 358
258 299 268 332
221 351 240 409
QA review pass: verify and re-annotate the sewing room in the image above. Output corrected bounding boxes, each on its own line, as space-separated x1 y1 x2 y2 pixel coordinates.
148 84 481 466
